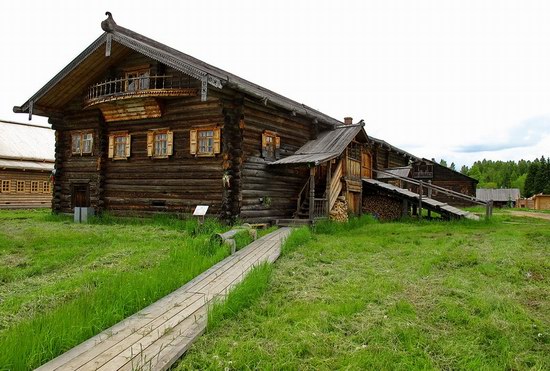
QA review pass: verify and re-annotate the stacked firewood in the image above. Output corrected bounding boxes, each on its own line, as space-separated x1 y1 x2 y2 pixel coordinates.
362 195 402 221
330 196 349 222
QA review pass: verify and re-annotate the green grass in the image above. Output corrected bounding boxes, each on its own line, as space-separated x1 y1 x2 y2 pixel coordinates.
0 210 232 370
176 215 550 370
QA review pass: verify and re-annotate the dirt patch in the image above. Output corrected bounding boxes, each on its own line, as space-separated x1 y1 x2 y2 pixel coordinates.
509 211 550 221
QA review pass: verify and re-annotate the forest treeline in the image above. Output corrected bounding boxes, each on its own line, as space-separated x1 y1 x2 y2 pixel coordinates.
452 157 550 197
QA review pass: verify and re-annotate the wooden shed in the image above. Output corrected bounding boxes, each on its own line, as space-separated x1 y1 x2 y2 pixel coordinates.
13 13 372 223
476 188 520 208
532 194 550 210
0 120 54 209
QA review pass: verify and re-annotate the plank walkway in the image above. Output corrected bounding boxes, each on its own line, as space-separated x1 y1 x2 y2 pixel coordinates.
36 227 291 371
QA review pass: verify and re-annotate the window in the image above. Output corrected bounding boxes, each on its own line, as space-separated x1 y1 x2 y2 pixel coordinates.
261 130 280 160
43 181 51 193
108 132 131 159
147 129 173 158
1 180 10 193
17 181 25 193
31 181 39 193
125 66 150 92
72 131 94 155
190 127 221 157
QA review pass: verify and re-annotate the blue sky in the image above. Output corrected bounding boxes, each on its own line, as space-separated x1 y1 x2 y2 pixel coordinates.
1 0 548 167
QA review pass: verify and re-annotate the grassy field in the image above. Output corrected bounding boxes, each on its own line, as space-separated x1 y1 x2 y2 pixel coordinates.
0 209 234 370
176 214 549 370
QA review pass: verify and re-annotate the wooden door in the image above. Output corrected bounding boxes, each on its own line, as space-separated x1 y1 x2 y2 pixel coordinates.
361 152 372 178
72 184 90 208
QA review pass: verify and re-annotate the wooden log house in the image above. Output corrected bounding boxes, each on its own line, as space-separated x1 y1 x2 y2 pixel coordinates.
13 13 373 223
0 120 54 209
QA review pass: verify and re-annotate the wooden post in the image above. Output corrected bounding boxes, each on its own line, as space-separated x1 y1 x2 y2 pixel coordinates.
325 161 332 217
309 167 316 220
418 181 423 220
402 199 408 218
485 200 493 220
427 180 432 219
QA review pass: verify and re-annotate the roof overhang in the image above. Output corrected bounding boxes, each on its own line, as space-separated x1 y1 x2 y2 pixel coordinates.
14 12 343 128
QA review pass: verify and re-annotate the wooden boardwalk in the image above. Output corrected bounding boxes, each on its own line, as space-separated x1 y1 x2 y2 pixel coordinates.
36 227 291 371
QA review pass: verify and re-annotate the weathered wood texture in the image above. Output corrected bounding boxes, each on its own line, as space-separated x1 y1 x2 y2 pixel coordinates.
36 228 290 371
239 100 313 223
372 144 411 170
0 170 52 209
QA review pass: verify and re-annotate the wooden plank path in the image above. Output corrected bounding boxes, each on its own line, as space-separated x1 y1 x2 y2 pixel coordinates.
36 227 291 371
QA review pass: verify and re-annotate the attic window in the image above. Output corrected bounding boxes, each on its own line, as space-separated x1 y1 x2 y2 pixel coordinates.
147 129 173 158
190 127 221 157
261 130 280 160
71 131 94 155
125 66 150 92
108 132 131 159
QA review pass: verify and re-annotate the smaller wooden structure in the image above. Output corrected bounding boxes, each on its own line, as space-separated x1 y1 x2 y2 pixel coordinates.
411 159 478 206
271 120 370 223
0 120 54 209
532 194 550 210
476 188 520 208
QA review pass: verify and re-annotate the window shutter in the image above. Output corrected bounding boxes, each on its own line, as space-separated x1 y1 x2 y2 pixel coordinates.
213 127 221 154
275 135 281 159
190 129 197 155
108 135 114 158
147 131 154 157
261 132 268 158
166 131 174 156
125 134 131 157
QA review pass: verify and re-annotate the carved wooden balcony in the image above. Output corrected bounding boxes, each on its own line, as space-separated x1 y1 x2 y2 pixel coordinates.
84 75 198 107
84 75 198 122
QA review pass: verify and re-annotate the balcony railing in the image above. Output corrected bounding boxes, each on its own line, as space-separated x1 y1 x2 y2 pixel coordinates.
84 75 198 106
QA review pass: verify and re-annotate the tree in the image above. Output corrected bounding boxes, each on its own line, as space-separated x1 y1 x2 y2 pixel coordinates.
439 159 448 168
460 165 469 175
450 162 456 171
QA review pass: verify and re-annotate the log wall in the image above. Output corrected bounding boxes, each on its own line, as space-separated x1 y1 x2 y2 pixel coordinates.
0 169 52 209
239 99 313 223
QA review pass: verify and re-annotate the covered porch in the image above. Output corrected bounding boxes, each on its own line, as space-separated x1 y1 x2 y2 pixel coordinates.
269 122 371 225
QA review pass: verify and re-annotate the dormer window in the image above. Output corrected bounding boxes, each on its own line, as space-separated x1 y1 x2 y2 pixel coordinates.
125 65 150 92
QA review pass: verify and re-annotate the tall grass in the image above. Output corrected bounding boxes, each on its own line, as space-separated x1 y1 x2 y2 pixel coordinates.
207 263 273 331
0 213 230 370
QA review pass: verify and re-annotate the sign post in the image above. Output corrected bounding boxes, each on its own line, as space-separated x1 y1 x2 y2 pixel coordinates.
193 205 209 225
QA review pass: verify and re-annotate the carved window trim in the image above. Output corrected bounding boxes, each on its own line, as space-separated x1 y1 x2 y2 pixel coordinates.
190 126 221 157
108 132 131 160
147 129 173 159
71 131 94 156
261 130 280 160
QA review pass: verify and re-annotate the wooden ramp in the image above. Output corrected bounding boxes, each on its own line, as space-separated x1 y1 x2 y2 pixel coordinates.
36 228 291 371
362 179 479 220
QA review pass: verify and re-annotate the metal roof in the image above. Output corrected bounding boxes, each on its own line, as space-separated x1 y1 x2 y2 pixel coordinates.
476 188 520 202
14 13 342 128
376 166 411 179
270 123 366 166
0 120 55 168
0 159 53 171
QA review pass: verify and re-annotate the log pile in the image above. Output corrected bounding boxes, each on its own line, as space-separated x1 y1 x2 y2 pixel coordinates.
362 195 402 221
330 196 349 222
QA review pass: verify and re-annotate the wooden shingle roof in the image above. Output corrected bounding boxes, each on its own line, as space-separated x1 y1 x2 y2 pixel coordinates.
14 13 342 128
271 123 367 166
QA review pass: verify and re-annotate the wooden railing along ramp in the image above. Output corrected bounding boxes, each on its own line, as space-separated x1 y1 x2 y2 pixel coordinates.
36 228 291 371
